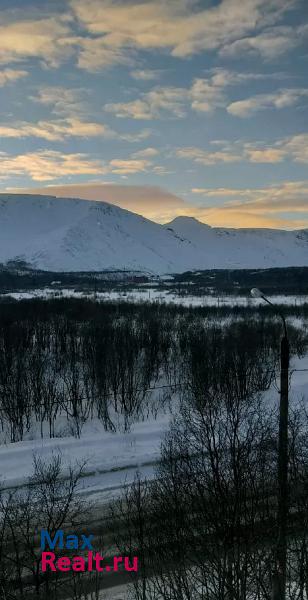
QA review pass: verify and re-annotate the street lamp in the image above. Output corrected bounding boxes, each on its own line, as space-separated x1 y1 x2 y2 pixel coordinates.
251 288 289 600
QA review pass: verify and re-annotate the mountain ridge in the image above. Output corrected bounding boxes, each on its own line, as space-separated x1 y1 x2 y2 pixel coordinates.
0 194 307 273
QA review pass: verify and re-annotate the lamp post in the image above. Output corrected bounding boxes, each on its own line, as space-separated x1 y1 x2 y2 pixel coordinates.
251 288 289 600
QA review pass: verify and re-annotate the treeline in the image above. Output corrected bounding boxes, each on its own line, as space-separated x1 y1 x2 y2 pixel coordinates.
0 265 142 292
1 265 308 296
0 299 306 442
172 266 308 295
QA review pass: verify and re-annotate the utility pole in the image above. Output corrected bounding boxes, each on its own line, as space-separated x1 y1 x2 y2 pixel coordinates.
251 289 289 600
272 331 289 600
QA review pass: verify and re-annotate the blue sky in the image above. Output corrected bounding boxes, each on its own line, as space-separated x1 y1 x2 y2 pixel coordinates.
0 0 307 228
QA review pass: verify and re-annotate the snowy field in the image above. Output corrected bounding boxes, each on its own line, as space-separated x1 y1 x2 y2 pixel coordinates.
2 287 308 307
0 355 307 505
0 413 170 506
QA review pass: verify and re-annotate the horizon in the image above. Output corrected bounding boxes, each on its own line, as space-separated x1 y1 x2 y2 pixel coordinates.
0 0 307 229
1 190 307 232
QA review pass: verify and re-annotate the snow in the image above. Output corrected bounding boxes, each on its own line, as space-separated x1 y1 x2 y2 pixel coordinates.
2 287 308 308
0 415 169 505
1 345 307 506
167 216 308 270
0 194 307 273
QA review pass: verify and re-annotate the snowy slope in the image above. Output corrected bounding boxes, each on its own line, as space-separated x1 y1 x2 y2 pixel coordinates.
0 194 201 273
0 194 307 273
165 216 308 270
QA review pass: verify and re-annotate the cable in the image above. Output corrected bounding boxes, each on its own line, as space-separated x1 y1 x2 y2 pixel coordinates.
1 369 308 415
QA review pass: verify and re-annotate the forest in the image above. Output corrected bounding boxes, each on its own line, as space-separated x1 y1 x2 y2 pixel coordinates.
0 297 308 599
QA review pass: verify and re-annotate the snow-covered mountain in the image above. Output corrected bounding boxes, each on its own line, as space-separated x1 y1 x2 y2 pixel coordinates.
0 194 307 273
166 216 308 270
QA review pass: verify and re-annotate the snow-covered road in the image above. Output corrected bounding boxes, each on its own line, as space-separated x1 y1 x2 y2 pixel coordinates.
0 415 169 504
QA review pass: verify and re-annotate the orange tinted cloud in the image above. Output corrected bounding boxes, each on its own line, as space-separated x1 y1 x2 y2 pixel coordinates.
5 181 308 229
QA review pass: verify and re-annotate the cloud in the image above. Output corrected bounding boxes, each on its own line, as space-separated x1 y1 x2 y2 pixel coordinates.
0 1 300 72
192 188 253 197
244 134 308 164
105 69 290 119
105 98 156 120
282 134 308 164
0 16 73 67
190 181 308 228
0 117 152 144
73 36 135 71
220 25 302 59
176 146 242 165
0 151 107 181
177 134 308 166
119 129 154 143
105 86 188 119
120 129 154 143
244 148 286 163
0 118 115 141
0 68 28 86
189 181 308 222
132 147 159 158
70 0 296 70
5 183 187 222
0 147 165 182
6 180 308 229
130 69 160 81
109 158 152 174
30 86 86 115
227 88 308 117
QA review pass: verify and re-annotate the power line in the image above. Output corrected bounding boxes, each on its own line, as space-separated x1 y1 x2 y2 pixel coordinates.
0 369 307 415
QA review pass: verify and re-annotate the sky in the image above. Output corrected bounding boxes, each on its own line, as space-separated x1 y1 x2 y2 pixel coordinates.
0 0 307 229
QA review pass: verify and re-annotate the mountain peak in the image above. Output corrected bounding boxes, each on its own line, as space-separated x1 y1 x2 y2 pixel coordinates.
0 194 307 273
167 216 210 227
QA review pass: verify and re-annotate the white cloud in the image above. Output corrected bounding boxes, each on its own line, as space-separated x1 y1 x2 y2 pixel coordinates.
244 148 286 163
0 16 73 67
105 98 156 120
220 26 301 59
187 181 308 228
242 135 308 165
0 147 163 182
0 68 28 86
0 1 301 72
176 146 242 165
109 158 152 174
132 147 159 158
130 69 160 81
70 0 296 70
280 134 308 164
177 134 308 166
193 181 308 214
0 118 115 141
31 87 86 115
192 188 253 197
0 116 153 144
0 151 107 182
227 88 308 117
119 129 154 143
105 86 188 119
105 69 291 119
73 36 135 71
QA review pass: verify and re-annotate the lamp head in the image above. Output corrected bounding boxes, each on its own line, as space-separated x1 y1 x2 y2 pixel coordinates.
250 288 264 299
